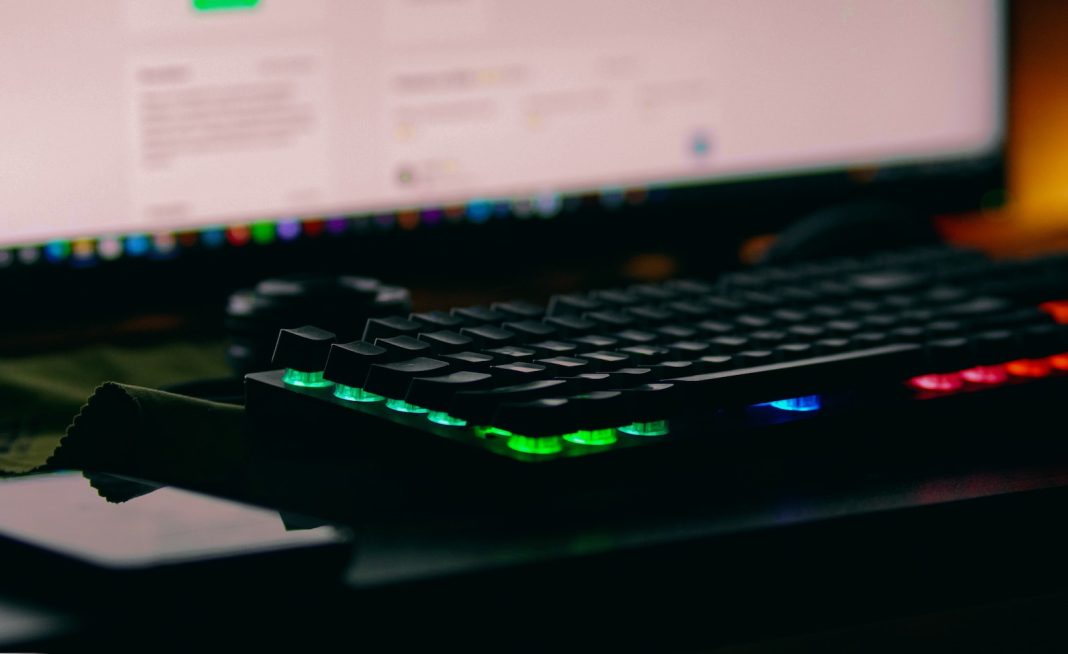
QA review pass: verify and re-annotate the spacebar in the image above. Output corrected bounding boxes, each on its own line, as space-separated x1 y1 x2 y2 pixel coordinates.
665 343 925 407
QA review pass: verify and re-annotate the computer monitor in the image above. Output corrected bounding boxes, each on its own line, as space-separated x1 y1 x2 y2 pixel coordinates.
0 1 1004 313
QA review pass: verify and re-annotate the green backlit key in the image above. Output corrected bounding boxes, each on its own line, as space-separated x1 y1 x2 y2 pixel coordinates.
273 326 336 387
323 340 389 399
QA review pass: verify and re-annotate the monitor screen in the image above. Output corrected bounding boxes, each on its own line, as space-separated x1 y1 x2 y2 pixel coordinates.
0 0 1003 267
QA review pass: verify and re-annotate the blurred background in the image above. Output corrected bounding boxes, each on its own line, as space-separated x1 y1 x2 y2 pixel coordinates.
953 2 1068 248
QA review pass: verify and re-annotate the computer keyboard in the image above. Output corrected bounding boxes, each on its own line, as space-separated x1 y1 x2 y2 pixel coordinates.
245 245 1068 465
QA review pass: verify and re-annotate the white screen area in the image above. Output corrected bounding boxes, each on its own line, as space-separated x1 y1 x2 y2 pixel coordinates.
0 0 1002 246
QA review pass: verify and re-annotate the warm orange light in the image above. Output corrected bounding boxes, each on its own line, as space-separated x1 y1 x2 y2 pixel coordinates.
1039 300 1068 324
1048 353 1068 370
1005 358 1053 378
960 365 1009 385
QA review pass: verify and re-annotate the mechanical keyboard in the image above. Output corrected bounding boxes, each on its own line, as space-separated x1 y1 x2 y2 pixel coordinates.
245 245 1068 471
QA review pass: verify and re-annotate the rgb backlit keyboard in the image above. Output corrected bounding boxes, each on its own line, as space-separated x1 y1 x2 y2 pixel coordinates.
245 245 1068 462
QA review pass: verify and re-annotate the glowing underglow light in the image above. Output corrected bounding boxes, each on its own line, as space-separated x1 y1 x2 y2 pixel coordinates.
907 373 964 392
474 426 513 439
768 395 822 412
960 365 1009 384
507 435 563 455
428 411 467 426
1049 353 1068 371
282 369 333 388
333 384 384 403
619 420 670 437
385 398 428 414
564 429 617 446
1005 358 1052 378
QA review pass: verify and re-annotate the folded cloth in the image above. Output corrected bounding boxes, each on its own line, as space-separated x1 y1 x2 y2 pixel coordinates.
0 341 230 474
44 383 246 489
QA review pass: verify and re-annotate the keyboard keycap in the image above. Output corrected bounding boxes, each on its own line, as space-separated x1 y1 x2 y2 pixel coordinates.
405 371 496 412
417 330 474 353
619 383 679 422
439 351 496 370
558 373 614 392
695 320 734 335
362 316 421 342
504 320 558 341
626 305 675 324
849 270 925 292
460 324 517 347
614 329 659 345
967 329 1012 365
787 325 825 339
548 294 603 316
578 350 633 370
492 362 548 381
492 399 574 437
735 314 772 329
584 310 635 328
543 315 597 335
603 367 656 387
924 337 971 372
750 330 788 345
570 334 619 349
664 340 713 356
537 356 591 373
667 301 713 319
273 325 336 372
375 334 434 358
450 379 572 424
664 279 713 296
592 289 642 307
567 391 628 431
648 360 699 379
774 343 814 360
409 311 466 330
709 336 749 353
491 300 545 320
657 325 698 340
697 354 734 372
484 346 537 362
629 283 679 302
1017 323 1067 359
451 306 507 324
527 340 580 356
322 340 387 388
363 357 452 399
619 345 670 363
736 350 774 366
